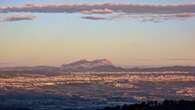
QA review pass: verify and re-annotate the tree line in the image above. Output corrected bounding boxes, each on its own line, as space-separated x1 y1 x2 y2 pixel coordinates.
98 100 195 110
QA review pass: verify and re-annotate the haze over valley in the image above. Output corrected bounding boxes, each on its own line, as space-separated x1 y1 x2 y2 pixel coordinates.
0 59 195 109
1 0 195 110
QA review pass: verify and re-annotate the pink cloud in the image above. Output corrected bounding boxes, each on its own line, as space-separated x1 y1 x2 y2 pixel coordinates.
80 8 112 14
3 15 35 22
175 13 195 17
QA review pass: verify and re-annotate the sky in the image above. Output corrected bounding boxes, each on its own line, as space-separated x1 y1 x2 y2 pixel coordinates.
0 0 195 67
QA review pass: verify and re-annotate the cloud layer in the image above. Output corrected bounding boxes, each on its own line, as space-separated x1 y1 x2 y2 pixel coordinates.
1 3 195 22
0 3 195 14
108 12 195 22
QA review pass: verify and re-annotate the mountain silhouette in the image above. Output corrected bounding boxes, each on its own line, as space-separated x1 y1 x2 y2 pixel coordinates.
61 59 125 72
0 59 195 73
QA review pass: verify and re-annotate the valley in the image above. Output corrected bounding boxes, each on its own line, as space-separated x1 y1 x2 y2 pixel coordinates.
0 72 195 110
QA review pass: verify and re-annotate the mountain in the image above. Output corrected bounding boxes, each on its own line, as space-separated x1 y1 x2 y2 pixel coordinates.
0 59 195 73
0 66 59 74
61 59 125 72
127 66 195 73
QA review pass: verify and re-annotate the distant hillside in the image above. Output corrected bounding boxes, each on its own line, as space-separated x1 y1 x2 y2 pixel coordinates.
0 59 195 73
127 66 195 73
0 66 59 74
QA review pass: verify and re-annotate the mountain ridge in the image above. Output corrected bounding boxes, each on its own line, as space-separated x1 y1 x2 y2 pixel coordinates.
0 59 195 73
60 59 122 72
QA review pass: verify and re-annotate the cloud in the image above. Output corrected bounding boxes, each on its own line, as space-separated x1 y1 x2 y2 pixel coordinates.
0 2 195 14
1 3 195 22
81 16 106 20
3 15 35 22
175 12 195 17
81 12 195 22
80 8 112 14
107 12 195 22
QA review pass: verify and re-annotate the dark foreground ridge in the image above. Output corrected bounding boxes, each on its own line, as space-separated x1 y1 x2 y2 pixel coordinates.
0 100 195 110
0 104 32 110
99 100 195 110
